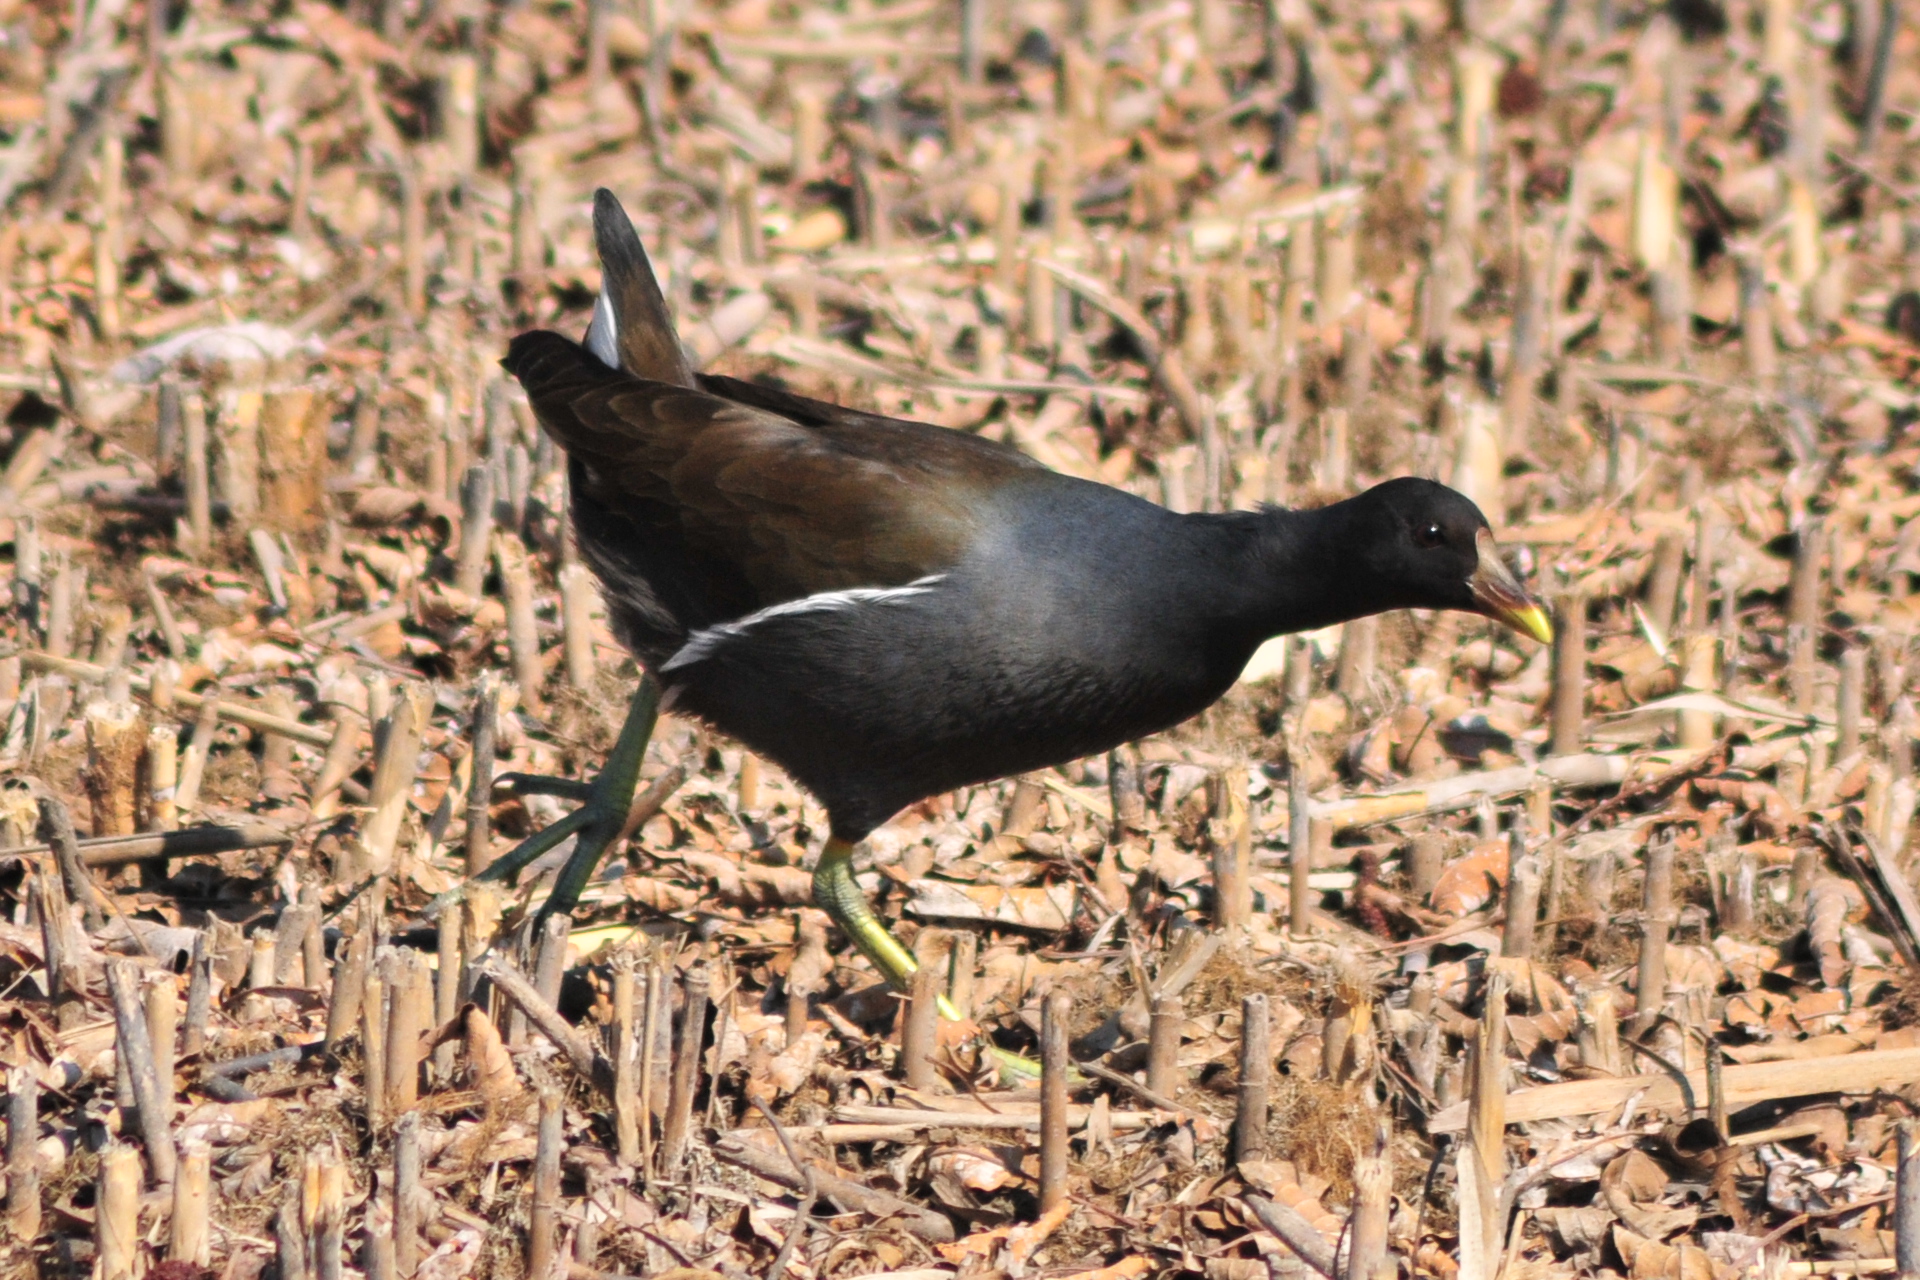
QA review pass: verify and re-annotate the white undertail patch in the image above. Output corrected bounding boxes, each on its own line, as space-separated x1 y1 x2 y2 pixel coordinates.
585 283 620 369
662 576 947 672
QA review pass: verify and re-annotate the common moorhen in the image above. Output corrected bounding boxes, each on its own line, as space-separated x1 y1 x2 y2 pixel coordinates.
471 190 1551 1001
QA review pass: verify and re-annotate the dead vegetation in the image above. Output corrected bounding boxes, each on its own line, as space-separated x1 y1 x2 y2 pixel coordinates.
0 0 1919 1276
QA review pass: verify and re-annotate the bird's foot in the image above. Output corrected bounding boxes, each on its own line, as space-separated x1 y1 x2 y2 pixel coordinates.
427 677 662 931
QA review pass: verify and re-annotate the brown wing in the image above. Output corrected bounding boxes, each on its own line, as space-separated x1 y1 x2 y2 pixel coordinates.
505 330 1041 601
695 370 1044 449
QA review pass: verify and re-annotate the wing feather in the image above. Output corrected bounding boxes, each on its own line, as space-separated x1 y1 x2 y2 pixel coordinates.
504 331 1033 604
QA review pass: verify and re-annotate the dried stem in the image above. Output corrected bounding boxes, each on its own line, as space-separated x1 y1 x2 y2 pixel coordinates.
1346 1140 1391 1280
145 971 177 1089
96 1144 142 1280
1644 532 1685 638
1551 592 1587 756
43 801 103 944
455 465 493 598
394 1110 423 1276
660 966 712 1175
435 908 462 1082
35 869 86 1031
1334 614 1376 697
946 927 976 1019
527 1085 563 1276
1898 1118 1920 1273
363 684 428 876
1789 517 1825 714
304 1149 346 1280
1459 971 1509 1276
146 722 177 831
497 535 545 712
1839 645 1867 761
1233 992 1270 1164
1678 634 1720 751
1502 848 1541 961
361 963 387 1128
1039 989 1071 1213
532 911 570 1027
1243 1193 1337 1278
277 1184 310 1280
1633 833 1676 1037
466 672 497 876
560 562 598 689
1577 983 1622 1075
171 693 220 815
384 946 426 1115
108 959 175 1182
7 1067 40 1239
1108 743 1145 841
181 930 211 1058
1211 766 1251 931
1147 992 1183 1099
902 960 940 1091
175 387 212 557
1408 832 1446 901
325 924 370 1057
1288 758 1311 936
1857 0 1899 155
613 952 642 1166
169 1139 211 1265
477 955 616 1099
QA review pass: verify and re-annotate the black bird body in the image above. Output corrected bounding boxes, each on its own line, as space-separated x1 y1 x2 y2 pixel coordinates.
504 191 1551 844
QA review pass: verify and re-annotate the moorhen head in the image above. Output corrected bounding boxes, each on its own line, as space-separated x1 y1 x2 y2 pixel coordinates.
490 189 1550 993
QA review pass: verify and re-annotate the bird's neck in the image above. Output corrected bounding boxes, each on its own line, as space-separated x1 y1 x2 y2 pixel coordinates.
1192 502 1379 644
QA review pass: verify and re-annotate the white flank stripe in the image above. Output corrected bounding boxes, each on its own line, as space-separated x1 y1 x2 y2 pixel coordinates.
585 284 619 369
662 575 946 672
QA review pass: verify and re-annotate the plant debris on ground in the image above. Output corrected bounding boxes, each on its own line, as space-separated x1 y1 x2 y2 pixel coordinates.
1 0 1919 1276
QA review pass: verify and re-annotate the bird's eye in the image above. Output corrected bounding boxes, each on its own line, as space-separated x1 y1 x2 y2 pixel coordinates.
1415 522 1446 549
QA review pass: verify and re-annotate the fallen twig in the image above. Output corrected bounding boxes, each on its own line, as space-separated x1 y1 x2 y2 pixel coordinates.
1240 1193 1337 1278
712 1135 955 1242
1431 1046 1920 1134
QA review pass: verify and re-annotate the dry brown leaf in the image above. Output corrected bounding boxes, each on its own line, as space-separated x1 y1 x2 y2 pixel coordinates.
463 1004 520 1102
1612 1227 1726 1280
1429 840 1509 915
927 1147 1022 1192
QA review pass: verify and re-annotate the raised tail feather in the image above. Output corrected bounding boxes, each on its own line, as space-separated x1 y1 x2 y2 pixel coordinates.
586 189 696 388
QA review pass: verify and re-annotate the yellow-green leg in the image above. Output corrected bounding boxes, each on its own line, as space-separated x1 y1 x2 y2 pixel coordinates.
814 835 1047 1083
811 836 961 1020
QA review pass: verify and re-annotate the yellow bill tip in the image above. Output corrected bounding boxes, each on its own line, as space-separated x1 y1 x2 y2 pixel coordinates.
1497 601 1554 646
1468 529 1553 645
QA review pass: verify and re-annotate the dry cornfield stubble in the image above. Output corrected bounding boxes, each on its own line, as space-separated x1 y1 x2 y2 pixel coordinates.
0 0 1919 1276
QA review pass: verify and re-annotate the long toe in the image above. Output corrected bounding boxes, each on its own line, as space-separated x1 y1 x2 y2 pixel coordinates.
431 678 666 928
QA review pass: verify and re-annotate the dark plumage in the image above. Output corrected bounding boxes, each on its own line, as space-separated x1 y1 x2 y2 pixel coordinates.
504 191 1550 842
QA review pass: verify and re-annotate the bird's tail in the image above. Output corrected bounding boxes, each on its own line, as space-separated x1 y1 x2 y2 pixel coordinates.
585 189 696 389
